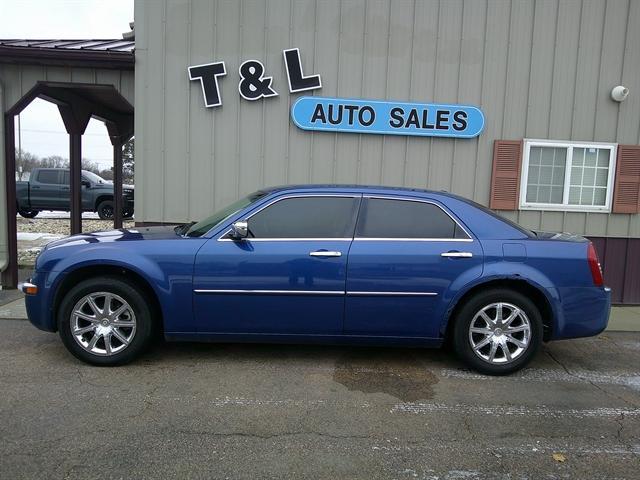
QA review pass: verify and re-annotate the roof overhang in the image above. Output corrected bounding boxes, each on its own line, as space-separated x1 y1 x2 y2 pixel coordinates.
0 40 134 70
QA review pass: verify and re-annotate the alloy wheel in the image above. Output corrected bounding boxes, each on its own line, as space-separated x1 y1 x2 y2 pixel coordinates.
70 292 137 356
468 302 531 364
102 206 114 219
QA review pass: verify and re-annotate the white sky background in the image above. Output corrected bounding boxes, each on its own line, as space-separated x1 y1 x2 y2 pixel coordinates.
0 0 134 168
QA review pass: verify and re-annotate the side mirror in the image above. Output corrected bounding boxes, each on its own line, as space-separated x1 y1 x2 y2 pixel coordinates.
81 180 91 188
230 221 249 240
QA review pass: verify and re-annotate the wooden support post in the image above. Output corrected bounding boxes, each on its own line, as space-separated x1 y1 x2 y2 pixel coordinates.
69 133 82 235
2 115 18 287
113 137 123 229
57 103 90 236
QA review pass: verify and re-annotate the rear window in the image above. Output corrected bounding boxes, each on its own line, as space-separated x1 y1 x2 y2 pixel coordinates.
356 198 469 239
36 170 60 184
458 197 535 238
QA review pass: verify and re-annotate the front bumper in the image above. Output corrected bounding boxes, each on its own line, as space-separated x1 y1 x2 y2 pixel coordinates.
23 271 60 333
123 197 134 211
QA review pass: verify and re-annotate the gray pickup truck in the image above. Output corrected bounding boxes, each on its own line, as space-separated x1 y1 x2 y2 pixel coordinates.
16 168 134 220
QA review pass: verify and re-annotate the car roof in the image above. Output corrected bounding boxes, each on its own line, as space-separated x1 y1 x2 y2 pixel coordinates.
260 184 453 198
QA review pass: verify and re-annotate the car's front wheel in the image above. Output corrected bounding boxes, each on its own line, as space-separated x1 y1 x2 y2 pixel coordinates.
96 200 114 220
18 209 39 218
58 276 154 365
452 288 543 375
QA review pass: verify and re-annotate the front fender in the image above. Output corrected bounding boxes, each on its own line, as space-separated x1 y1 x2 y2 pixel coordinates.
36 243 198 333
51 247 169 294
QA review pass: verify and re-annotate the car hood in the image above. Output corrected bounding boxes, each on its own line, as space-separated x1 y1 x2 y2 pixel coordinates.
44 225 181 250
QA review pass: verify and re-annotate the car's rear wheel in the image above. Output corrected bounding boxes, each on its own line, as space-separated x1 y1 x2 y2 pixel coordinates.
452 288 543 375
58 276 154 365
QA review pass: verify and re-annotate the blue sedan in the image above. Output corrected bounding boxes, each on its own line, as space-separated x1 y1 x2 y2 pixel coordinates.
22 185 611 374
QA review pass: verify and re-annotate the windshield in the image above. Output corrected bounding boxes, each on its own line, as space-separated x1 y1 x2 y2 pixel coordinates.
82 170 109 184
184 190 269 237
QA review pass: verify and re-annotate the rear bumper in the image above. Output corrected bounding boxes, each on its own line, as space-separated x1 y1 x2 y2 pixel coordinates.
551 286 611 340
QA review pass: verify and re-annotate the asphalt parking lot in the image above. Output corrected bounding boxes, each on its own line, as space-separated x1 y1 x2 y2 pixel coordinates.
1 318 639 480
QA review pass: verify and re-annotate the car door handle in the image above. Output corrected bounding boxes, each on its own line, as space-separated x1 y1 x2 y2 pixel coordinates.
441 251 473 258
309 250 342 258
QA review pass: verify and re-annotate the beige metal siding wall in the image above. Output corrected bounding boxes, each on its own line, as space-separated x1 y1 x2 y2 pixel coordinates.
0 64 134 274
135 0 640 238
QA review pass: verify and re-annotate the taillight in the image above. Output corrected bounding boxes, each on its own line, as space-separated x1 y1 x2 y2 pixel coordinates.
587 242 604 287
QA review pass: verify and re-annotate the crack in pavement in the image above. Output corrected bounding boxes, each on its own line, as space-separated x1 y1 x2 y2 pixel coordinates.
545 349 640 407
167 429 376 441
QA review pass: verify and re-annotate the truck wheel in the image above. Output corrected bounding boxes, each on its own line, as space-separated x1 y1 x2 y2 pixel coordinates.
18 209 39 219
452 288 543 375
97 200 114 220
57 276 155 365
123 209 134 219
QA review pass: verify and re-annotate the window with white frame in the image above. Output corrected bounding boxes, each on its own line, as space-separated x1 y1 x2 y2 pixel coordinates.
520 140 617 212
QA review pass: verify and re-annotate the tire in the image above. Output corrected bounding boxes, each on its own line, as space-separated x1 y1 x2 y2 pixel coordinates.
123 209 134 219
18 209 39 219
96 200 114 220
452 288 543 375
57 276 155 366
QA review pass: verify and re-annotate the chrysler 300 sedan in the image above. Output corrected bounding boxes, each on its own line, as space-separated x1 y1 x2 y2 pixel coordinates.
22 185 611 374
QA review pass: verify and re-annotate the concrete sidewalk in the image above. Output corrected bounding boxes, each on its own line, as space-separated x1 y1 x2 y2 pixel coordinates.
1 294 638 331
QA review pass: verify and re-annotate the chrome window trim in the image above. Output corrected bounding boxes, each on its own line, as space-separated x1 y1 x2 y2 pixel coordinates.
353 237 473 242
218 237 353 242
354 195 474 242
216 193 362 241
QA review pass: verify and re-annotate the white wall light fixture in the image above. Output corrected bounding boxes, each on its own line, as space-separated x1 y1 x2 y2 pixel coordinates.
611 85 629 102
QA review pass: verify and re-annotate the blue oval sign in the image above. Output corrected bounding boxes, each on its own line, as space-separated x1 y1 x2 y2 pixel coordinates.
291 96 484 138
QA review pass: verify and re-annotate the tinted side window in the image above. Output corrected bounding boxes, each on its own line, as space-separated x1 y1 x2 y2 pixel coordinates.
356 198 468 239
248 196 360 238
37 170 60 184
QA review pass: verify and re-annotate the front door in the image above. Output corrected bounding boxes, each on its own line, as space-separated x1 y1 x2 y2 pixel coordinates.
59 171 92 211
344 196 483 338
193 194 361 335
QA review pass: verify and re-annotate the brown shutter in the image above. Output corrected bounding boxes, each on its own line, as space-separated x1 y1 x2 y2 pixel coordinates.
612 145 640 214
489 140 523 210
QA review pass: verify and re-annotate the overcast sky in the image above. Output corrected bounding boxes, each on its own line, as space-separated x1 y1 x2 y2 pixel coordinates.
1 0 134 168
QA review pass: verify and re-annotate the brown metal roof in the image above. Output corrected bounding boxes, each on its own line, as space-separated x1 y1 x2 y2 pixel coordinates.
0 39 134 70
0 39 134 52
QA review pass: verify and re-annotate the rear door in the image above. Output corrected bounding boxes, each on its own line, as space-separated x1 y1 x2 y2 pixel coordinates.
344 196 483 338
30 169 64 209
193 194 361 335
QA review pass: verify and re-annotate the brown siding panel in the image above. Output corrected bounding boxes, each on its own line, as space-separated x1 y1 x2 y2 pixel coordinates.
602 238 627 304
490 140 523 210
622 241 640 304
588 236 640 305
612 145 640 214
